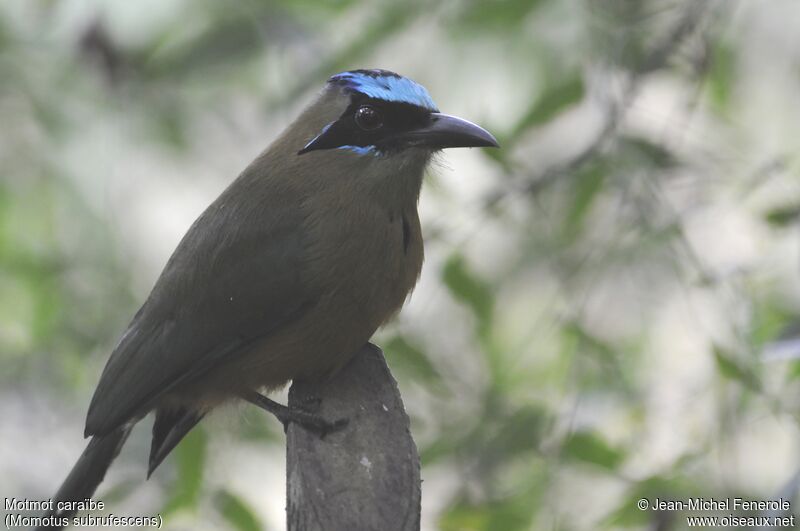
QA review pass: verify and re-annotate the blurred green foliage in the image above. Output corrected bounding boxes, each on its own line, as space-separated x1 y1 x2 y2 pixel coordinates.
216 488 263 531
2 0 799 530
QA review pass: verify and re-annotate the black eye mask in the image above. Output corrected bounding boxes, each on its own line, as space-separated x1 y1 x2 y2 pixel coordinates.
298 97 433 155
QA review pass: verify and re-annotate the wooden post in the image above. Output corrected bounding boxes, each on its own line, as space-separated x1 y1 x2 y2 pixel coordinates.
286 343 421 531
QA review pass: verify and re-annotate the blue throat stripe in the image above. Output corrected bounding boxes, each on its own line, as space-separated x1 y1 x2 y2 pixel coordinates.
329 69 439 111
337 145 378 155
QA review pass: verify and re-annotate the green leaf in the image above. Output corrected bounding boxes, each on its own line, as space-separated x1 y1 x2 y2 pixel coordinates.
489 405 547 459
764 203 800 227
562 430 624 470
151 104 189 150
439 479 541 531
563 321 618 366
509 74 585 139
620 135 678 168
442 254 508 383
560 321 637 398
163 426 207 515
280 2 422 106
454 0 547 32
143 11 268 80
713 346 761 392
442 253 494 338
383 335 443 388
563 161 606 240
215 489 262 531
707 41 736 113
750 299 794 347
272 0 357 15
237 406 282 442
419 434 462 466
420 405 546 467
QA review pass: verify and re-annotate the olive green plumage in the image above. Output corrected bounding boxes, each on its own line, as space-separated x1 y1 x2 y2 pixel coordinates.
39 69 497 530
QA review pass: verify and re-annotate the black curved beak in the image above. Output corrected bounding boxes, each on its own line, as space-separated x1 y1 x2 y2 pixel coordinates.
402 113 499 150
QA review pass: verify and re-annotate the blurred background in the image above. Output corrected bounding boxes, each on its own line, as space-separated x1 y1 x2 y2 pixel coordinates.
2 0 800 529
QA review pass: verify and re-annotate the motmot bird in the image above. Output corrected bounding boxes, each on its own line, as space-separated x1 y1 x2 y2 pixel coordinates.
39 69 498 528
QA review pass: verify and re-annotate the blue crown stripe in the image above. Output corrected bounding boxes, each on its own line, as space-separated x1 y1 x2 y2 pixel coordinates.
330 70 439 112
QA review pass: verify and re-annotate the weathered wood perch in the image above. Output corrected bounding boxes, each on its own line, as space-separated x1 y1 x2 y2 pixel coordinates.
286 343 421 531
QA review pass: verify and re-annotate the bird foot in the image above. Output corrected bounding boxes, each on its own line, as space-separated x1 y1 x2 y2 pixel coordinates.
281 407 349 438
242 390 347 438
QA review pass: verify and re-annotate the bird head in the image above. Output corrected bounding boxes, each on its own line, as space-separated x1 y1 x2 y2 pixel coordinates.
297 69 499 157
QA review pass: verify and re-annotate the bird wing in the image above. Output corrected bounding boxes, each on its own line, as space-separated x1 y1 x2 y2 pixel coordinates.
85 167 318 436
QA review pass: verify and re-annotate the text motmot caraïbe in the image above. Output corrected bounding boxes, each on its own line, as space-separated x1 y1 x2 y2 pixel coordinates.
38 69 498 530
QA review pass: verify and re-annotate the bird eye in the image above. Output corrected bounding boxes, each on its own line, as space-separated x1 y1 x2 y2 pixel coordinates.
354 105 383 131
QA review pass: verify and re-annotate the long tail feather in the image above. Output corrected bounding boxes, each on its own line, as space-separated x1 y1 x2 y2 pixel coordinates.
35 425 132 530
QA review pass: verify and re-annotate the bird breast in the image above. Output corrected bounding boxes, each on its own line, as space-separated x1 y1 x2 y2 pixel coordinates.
302 176 424 337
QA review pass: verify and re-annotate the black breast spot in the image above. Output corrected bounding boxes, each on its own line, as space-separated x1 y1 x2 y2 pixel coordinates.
401 213 411 254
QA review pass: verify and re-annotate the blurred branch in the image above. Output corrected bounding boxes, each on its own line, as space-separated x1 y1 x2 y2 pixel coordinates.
272 1 425 110
78 18 124 84
485 0 721 209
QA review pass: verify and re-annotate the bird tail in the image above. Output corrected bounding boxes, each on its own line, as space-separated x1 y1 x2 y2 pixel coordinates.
148 406 204 477
35 425 132 531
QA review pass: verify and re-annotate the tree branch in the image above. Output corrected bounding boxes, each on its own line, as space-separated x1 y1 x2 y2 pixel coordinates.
286 343 421 531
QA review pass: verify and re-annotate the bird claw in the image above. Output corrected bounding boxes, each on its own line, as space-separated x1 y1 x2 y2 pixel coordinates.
283 402 349 439
296 395 323 411
283 404 349 439
243 390 347 439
